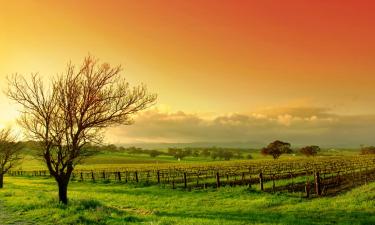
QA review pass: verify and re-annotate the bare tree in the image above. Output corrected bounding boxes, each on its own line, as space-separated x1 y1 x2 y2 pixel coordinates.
7 56 157 204
0 128 23 188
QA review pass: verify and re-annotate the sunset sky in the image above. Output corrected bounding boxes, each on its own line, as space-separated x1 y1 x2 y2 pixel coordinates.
1 0 375 147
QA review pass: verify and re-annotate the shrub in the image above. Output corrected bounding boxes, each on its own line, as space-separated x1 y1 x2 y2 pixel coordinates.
299 145 320 157
361 146 375 155
246 154 253 159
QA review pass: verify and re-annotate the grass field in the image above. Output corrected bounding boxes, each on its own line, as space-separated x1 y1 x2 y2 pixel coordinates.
0 176 374 225
3 148 371 225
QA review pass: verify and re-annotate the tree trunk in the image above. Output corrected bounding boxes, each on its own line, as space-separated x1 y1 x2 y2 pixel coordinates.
0 173 3 188
57 178 69 204
47 161 73 204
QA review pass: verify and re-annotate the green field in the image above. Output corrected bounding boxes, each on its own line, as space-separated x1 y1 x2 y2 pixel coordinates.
14 148 362 171
0 176 374 225
3 148 373 225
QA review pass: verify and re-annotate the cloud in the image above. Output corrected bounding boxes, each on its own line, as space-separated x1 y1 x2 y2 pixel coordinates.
106 107 375 147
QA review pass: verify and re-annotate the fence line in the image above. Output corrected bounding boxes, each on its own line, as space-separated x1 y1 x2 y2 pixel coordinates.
7 156 375 197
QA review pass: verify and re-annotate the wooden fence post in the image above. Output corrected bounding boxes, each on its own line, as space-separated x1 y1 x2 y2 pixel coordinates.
351 168 355 185
259 172 264 191
216 172 221 188
314 171 321 196
305 176 310 198
248 168 252 188
290 172 294 192
184 172 187 188
117 172 121 182
91 171 95 182
125 171 128 183
157 171 160 184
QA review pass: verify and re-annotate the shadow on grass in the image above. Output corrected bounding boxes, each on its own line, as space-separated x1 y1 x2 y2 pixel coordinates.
1 196 144 225
69 182 183 197
70 199 144 224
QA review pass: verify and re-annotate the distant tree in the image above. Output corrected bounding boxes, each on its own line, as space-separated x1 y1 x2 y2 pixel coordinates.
167 148 194 160
210 151 218 160
149 150 162 158
209 149 236 161
233 150 244 159
261 140 293 159
183 148 192 157
360 146 375 155
0 128 23 188
174 150 184 160
106 144 118 152
299 145 320 157
201 149 211 157
7 56 156 204
82 143 101 153
221 150 234 160
167 148 178 156
126 146 144 154
246 154 253 159
192 149 200 157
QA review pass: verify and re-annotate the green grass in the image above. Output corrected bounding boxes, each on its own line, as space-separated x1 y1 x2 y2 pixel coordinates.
0 176 374 225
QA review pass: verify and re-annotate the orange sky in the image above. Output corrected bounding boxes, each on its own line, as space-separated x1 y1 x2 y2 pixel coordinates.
1 1 375 145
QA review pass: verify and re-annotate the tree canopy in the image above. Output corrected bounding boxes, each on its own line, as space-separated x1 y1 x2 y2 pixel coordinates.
261 140 293 159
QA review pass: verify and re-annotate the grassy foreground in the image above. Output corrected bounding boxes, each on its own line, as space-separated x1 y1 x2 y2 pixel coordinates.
0 177 374 225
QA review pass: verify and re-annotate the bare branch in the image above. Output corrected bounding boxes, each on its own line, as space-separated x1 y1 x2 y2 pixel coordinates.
0 128 23 176
6 55 157 203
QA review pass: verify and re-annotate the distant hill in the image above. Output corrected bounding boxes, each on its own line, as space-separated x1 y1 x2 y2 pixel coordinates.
117 141 267 150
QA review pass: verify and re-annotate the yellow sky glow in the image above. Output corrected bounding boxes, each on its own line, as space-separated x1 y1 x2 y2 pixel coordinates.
1 1 375 146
